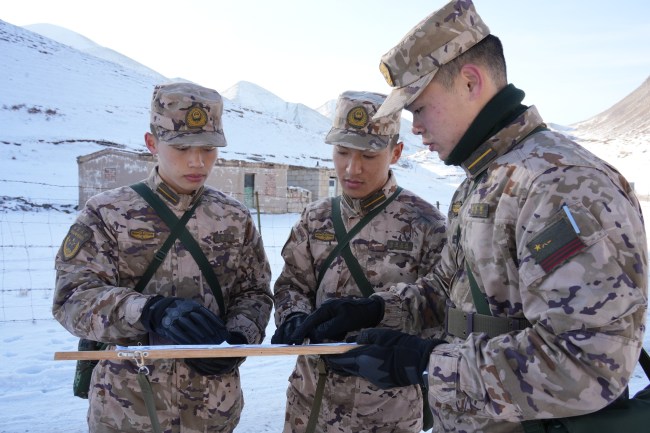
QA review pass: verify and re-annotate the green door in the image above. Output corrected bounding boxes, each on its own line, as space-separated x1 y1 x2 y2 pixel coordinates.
244 173 255 208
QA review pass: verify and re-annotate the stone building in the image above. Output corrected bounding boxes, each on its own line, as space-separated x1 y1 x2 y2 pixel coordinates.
77 148 339 213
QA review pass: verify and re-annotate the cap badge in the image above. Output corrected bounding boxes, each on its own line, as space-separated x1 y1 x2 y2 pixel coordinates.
379 62 394 87
186 105 208 128
346 106 369 129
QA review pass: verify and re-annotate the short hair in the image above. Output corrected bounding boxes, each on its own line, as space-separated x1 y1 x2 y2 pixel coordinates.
434 35 507 89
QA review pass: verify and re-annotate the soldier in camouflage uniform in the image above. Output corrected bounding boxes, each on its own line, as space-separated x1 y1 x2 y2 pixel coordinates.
271 90 447 433
305 1 648 432
53 82 272 433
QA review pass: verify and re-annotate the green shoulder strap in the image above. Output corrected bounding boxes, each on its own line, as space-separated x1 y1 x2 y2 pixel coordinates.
316 187 403 294
130 182 226 314
132 195 201 294
331 196 372 297
465 264 491 315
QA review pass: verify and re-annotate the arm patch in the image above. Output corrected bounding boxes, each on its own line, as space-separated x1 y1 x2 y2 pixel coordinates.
526 217 586 273
61 223 93 261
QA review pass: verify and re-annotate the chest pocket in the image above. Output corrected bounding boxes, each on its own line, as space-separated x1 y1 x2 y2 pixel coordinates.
366 239 419 284
117 224 163 281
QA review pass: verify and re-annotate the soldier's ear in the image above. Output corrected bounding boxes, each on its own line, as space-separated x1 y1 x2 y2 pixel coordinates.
144 132 158 154
390 141 404 164
459 63 485 102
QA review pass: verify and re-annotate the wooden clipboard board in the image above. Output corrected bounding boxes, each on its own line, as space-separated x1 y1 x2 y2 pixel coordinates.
54 343 358 361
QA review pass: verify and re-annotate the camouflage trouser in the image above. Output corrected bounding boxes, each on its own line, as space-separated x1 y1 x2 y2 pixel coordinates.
88 359 243 433
281 355 423 433
430 399 526 433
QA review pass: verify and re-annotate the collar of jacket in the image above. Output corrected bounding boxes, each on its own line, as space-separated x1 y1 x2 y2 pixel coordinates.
147 168 204 210
445 84 527 169
460 105 547 180
341 170 398 216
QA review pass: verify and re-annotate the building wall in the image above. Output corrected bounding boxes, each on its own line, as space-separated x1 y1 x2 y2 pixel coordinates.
78 150 154 207
77 149 323 213
212 161 290 214
287 186 311 213
287 167 339 201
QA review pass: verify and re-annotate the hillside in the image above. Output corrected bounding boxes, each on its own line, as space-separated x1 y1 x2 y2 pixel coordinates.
569 76 650 199
2 19 648 208
0 19 461 212
573 76 650 140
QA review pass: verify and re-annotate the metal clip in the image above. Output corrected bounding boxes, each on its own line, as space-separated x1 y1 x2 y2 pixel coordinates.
133 350 150 375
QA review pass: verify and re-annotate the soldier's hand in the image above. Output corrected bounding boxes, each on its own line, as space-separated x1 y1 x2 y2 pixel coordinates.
185 332 247 376
324 329 444 389
140 296 230 345
290 297 384 343
271 313 308 344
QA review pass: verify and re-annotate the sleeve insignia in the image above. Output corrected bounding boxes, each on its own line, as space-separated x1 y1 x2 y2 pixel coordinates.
61 223 93 261
526 217 586 273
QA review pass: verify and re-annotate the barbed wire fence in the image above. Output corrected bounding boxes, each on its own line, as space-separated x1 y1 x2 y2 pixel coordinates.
0 208 294 323
0 179 457 323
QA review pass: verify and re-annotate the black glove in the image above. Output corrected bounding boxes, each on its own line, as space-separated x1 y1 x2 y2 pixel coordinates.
324 328 445 389
140 296 230 345
271 313 308 344
185 332 248 376
290 297 384 343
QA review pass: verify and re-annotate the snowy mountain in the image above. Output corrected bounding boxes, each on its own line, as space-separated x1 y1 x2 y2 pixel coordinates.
222 80 331 133
573 76 650 141
568 76 650 199
24 23 168 82
315 98 337 120
1 17 648 207
0 19 462 213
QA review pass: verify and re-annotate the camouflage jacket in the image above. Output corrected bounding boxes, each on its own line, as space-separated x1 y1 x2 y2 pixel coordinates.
387 106 648 433
53 169 272 433
273 172 447 433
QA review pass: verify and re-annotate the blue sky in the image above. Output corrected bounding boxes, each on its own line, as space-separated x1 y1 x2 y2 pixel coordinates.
3 0 649 125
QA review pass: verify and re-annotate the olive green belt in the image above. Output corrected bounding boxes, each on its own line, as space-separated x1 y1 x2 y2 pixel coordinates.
445 306 532 339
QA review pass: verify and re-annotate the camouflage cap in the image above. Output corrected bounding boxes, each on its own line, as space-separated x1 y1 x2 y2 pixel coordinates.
374 0 490 119
325 91 400 151
150 82 227 147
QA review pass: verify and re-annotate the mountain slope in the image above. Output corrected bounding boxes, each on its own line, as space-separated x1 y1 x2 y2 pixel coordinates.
0 19 461 211
24 23 169 81
567 76 650 198
573 76 650 140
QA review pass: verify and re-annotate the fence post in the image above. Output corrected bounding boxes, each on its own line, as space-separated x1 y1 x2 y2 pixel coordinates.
255 191 262 236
